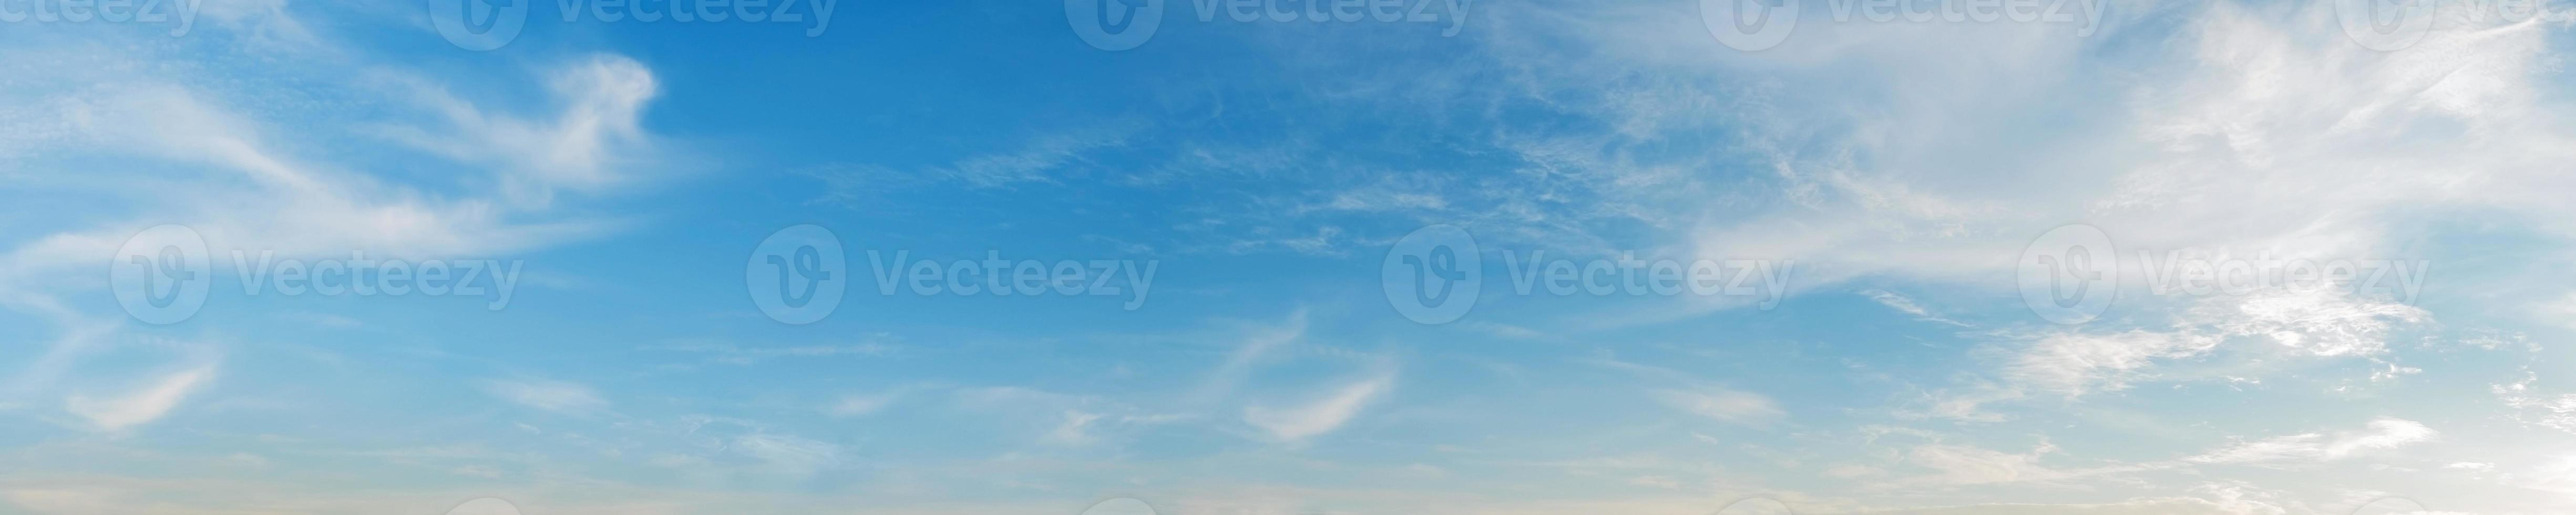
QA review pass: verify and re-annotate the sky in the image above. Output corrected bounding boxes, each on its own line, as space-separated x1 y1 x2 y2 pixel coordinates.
2 0 2574 513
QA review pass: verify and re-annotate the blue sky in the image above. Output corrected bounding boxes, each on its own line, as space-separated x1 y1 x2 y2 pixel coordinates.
4 1 2575 514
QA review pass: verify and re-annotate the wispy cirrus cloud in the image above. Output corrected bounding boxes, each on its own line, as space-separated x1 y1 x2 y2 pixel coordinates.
478 379 608 415
1244 368 1396 442
66 364 217 432
1655 387 1784 426
1859 290 1972 327
1926 286 2433 421
2187 418 2437 466
0 35 678 435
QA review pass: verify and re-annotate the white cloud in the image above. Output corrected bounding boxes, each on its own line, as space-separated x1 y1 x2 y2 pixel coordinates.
1042 410 1105 446
943 123 1137 188
1898 443 2067 487
478 379 608 414
2187 419 2436 465
1244 370 1395 442
1860 290 1972 327
381 55 669 208
2008 331 2219 397
0 487 119 514
5 3 2573 514
1824 464 1887 479
64 364 217 431
443 498 524 515
2518 454 2576 497
1655 387 1785 426
18 56 660 269
947 385 1187 448
828 386 917 418
1452 0 2574 352
1848 496 2292 515
2203 287 2430 358
0 43 676 426
2495 370 2576 434
730 433 840 475
1936 287 2431 420
1188 310 1308 405
2543 293 2576 330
